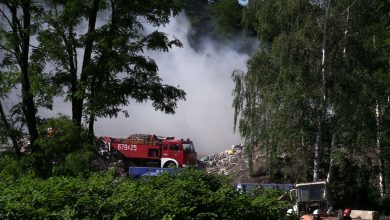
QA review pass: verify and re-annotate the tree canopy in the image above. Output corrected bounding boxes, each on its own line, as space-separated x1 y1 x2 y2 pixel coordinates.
0 0 188 176
233 0 390 205
0 0 186 148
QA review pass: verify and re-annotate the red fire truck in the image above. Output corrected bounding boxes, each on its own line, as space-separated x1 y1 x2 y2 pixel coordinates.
98 134 197 168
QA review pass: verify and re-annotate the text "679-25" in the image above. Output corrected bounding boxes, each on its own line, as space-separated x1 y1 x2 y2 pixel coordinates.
117 144 137 151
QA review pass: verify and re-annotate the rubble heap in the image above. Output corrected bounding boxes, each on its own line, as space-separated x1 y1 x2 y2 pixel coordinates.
201 144 245 176
200 145 269 185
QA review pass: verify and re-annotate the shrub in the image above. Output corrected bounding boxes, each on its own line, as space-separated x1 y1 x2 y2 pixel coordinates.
0 169 293 219
0 153 36 178
35 116 96 177
250 189 292 219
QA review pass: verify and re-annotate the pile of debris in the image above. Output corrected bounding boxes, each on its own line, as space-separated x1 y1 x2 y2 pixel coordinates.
201 144 245 176
200 145 269 185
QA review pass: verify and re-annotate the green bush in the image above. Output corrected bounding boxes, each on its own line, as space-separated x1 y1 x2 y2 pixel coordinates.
0 153 36 178
250 189 292 219
35 116 96 177
0 169 293 219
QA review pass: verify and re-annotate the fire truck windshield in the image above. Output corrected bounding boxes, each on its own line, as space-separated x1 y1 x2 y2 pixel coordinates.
183 143 195 152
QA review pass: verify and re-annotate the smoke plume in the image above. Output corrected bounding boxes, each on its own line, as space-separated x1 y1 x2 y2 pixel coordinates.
36 13 251 154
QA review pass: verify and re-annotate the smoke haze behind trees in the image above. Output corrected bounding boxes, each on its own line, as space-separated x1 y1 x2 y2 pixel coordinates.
36 13 252 154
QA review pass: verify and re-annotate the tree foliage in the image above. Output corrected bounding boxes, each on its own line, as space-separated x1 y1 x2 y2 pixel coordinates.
32 0 186 135
0 0 187 147
0 0 42 152
0 0 188 178
176 0 252 51
0 65 21 154
35 116 95 177
233 0 390 203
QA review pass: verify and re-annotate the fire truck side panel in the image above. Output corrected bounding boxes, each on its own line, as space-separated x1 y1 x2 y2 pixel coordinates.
111 143 160 160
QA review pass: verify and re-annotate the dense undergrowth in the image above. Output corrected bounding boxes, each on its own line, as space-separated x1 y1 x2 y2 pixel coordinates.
0 166 293 220
0 117 292 219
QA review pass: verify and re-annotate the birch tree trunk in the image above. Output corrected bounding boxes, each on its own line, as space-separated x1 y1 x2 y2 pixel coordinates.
314 0 331 182
314 120 321 181
375 101 385 197
327 0 355 184
327 134 336 183
342 1 355 58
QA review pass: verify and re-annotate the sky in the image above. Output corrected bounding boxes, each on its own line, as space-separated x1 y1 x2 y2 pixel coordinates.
239 0 249 5
9 13 251 155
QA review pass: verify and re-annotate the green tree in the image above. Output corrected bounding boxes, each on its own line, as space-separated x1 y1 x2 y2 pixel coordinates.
328 0 390 197
1 0 188 177
35 116 94 177
233 0 325 180
177 0 250 51
0 0 41 151
0 67 20 155
175 0 210 48
208 0 244 40
34 0 186 136
234 0 390 201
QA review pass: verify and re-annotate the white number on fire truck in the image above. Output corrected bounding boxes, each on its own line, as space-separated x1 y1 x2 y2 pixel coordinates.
118 144 137 151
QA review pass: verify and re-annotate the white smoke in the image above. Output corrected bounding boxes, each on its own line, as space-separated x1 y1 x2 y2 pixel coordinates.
33 13 251 154
95 14 249 154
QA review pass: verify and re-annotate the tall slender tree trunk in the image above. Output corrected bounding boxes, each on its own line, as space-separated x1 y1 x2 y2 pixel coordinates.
21 1 39 151
88 112 95 137
88 68 97 138
371 31 386 197
342 1 355 58
327 134 336 183
313 119 321 181
246 140 254 177
375 101 385 197
314 0 331 182
8 1 39 151
73 0 100 126
87 0 115 136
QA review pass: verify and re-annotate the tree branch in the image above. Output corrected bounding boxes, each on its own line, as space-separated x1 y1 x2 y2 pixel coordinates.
0 6 13 28
29 44 39 49
0 44 17 57
341 0 356 15
4 2 23 40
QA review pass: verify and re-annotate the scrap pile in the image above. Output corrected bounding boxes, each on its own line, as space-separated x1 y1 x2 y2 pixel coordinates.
201 144 245 176
200 144 269 184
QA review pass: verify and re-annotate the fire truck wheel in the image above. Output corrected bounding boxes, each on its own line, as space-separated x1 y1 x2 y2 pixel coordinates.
164 161 177 168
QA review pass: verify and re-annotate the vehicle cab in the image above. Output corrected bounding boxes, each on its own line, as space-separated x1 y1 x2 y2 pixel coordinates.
289 181 332 215
160 138 197 168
